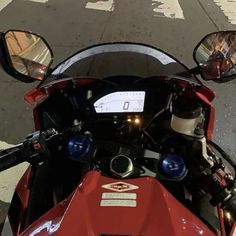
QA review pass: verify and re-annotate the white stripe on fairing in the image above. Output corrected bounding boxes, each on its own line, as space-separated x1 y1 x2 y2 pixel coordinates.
152 0 184 19
86 0 114 12
25 0 48 3
0 0 12 12
214 0 236 24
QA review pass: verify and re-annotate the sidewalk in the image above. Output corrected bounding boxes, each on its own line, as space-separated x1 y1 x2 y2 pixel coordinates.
0 142 28 203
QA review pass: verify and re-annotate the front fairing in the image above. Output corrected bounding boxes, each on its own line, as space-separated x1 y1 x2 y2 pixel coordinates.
18 43 217 235
21 171 214 236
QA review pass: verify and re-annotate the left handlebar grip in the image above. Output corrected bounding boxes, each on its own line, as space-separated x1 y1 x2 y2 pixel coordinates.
0 147 26 172
0 129 58 172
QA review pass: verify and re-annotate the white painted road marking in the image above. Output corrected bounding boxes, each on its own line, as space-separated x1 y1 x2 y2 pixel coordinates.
0 141 29 203
22 0 236 24
0 0 48 12
0 0 12 12
1 0 235 25
86 0 114 12
0 163 29 202
152 0 184 19
85 0 185 19
0 141 14 150
85 0 236 24
214 0 236 24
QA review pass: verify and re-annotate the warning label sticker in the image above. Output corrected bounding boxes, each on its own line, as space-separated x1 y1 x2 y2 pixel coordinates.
102 182 139 192
100 199 136 207
102 192 137 199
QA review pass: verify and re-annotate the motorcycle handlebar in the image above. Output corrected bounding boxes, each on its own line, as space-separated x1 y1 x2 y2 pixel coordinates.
0 145 26 172
1 129 236 219
0 129 58 172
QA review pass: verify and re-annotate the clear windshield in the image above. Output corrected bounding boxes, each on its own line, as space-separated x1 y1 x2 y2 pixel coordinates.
47 43 199 84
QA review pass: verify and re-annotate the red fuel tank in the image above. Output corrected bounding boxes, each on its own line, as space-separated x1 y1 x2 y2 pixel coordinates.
22 171 215 236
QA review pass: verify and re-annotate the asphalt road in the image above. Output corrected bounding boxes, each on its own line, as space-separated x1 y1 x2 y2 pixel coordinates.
0 0 236 227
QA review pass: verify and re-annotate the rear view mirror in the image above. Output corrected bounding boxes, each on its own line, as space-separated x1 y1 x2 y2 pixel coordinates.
193 31 236 82
1 30 53 82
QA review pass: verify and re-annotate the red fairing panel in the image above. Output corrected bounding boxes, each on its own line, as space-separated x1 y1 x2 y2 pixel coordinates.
21 171 215 236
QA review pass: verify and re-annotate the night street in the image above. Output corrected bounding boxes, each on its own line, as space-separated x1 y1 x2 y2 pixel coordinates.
0 0 236 231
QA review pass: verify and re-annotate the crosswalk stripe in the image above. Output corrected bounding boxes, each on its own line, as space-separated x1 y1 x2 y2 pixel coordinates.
85 0 236 24
1 0 236 25
86 0 114 12
0 141 29 203
0 0 48 12
0 0 12 12
214 0 236 24
0 141 14 150
85 0 185 18
152 0 184 19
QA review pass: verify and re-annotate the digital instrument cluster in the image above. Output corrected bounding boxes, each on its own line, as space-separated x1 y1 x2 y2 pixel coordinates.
94 91 145 113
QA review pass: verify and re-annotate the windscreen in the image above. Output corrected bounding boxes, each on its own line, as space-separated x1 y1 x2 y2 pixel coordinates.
50 43 196 81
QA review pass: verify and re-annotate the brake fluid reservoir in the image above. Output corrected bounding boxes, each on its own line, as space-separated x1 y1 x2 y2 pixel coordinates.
171 97 202 137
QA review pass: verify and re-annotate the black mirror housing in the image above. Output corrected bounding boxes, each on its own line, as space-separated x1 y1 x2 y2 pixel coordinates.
0 29 53 83
193 31 236 82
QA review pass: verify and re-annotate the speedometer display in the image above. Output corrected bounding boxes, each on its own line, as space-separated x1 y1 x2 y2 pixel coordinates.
94 91 145 113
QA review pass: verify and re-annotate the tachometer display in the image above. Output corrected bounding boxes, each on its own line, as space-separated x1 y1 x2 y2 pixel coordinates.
94 91 145 113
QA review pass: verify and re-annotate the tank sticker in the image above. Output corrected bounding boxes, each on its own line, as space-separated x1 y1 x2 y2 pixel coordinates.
102 182 139 192
102 192 137 199
100 199 136 207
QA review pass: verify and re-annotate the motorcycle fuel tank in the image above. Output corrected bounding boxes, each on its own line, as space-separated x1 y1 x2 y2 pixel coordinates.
22 171 214 236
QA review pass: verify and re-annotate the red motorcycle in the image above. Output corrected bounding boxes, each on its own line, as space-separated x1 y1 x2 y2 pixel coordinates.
0 30 236 236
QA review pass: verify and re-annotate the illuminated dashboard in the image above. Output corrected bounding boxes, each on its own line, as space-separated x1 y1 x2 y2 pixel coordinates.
94 91 145 113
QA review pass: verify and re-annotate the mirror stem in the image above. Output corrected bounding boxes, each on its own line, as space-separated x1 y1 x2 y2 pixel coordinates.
189 66 201 75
